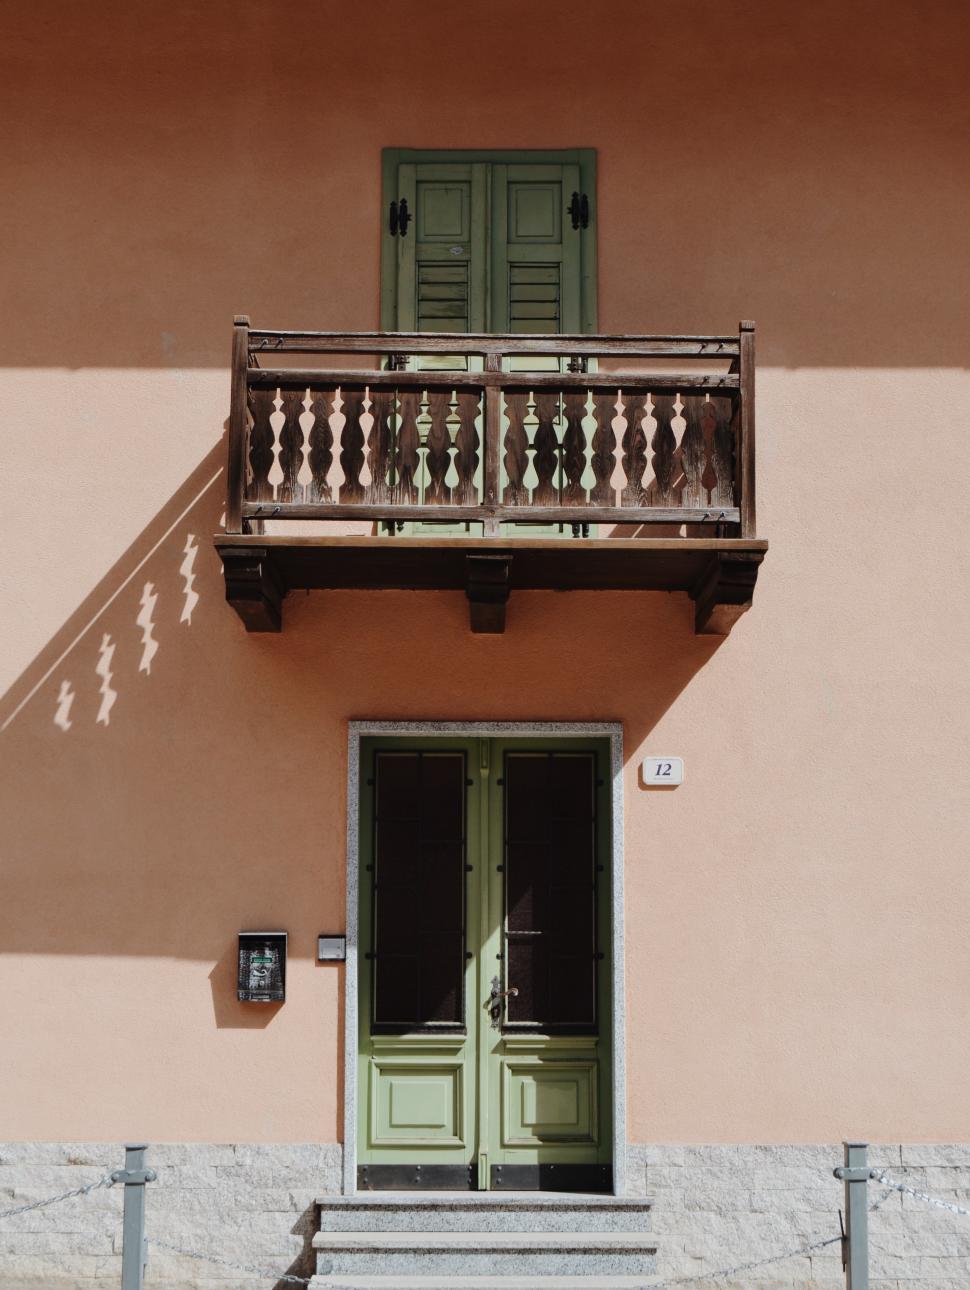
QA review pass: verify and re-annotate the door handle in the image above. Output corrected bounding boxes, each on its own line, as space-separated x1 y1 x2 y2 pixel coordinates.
487 987 518 1005
487 976 518 1029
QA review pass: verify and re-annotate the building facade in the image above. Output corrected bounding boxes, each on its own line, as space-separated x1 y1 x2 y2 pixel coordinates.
3 2 970 1286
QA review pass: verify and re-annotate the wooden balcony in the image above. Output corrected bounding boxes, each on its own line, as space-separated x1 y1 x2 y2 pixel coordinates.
216 318 767 633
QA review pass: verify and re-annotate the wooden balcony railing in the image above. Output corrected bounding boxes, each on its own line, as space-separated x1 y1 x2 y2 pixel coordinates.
226 318 756 538
217 319 765 634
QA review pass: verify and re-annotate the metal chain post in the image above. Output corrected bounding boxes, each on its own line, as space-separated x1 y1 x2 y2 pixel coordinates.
111 1144 156 1290
834 1140 869 1290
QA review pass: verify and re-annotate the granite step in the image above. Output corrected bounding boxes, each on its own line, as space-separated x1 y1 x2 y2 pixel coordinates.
312 1230 658 1279
318 1192 653 1234
309 1278 658 1289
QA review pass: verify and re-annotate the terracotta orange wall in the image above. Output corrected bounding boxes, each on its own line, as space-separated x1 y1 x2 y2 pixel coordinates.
2 0 969 1144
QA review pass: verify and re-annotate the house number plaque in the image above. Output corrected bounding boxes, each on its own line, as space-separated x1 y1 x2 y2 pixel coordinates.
642 756 684 786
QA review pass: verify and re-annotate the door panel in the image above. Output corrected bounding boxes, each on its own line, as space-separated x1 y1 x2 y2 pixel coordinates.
370 1038 466 1146
358 736 611 1190
502 1045 598 1146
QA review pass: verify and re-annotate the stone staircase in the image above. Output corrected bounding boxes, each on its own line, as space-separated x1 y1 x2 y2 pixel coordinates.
310 1193 656 1288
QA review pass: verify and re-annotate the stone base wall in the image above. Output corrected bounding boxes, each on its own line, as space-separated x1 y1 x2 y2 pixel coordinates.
626 1145 970 1289
0 1143 341 1289
2 1143 970 1287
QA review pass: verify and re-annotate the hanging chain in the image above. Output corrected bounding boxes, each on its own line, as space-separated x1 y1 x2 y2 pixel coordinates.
655 1231 842 1287
870 1170 970 1219
0 1173 115 1221
150 1235 312 1285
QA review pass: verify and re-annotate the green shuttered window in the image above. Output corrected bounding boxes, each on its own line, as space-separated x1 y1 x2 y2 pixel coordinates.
381 150 596 535
382 150 596 338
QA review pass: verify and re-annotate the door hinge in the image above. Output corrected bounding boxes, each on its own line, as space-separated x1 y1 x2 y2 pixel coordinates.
389 198 412 237
568 191 590 230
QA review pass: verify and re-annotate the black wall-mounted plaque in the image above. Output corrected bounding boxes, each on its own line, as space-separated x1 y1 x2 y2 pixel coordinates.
237 931 286 1002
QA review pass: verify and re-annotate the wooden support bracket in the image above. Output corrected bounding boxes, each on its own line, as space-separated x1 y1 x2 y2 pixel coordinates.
692 551 763 635
219 547 286 632
465 554 511 634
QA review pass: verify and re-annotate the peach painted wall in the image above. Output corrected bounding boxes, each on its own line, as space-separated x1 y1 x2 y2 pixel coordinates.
2 0 969 1144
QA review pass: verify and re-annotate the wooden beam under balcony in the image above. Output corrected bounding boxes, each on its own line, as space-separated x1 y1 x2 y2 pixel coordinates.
215 536 767 635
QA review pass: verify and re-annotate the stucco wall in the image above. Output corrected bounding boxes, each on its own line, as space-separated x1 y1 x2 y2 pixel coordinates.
2 0 969 1148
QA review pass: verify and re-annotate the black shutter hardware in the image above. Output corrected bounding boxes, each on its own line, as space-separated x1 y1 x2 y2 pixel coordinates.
389 197 412 237
568 191 590 230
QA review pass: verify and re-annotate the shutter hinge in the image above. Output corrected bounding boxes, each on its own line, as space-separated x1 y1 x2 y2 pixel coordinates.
568 191 590 230
389 198 412 237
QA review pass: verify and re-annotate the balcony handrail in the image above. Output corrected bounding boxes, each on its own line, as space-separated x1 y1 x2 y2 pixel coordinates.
248 328 741 360
247 369 740 391
226 318 756 540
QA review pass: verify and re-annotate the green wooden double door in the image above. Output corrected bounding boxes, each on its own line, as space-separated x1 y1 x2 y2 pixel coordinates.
357 737 612 1192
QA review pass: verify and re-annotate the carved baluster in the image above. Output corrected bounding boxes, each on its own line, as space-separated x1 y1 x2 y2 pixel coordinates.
276 385 307 504
425 390 452 503
394 389 421 504
590 391 617 506
532 389 560 506
339 386 366 502
366 387 394 504
620 391 649 507
247 386 276 501
649 392 677 506
680 395 706 509
503 390 529 506
307 386 335 503
453 390 481 505
699 400 718 504
561 389 588 505
710 395 736 508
